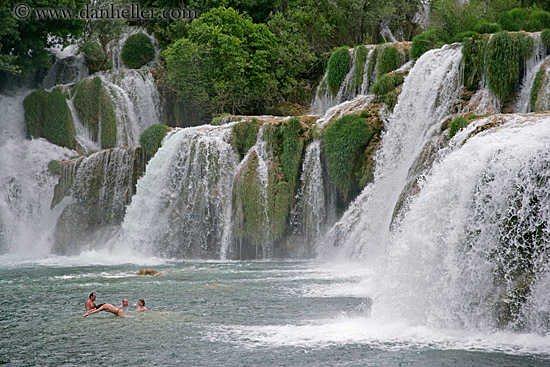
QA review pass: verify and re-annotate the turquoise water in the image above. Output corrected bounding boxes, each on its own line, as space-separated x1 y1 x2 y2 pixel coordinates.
1 257 549 366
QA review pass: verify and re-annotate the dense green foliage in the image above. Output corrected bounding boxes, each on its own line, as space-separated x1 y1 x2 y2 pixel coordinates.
72 77 102 140
327 46 351 95
354 46 368 88
232 119 260 159
485 32 534 101
100 92 117 149
376 45 400 78
139 124 170 157
524 10 550 31
121 33 155 69
542 29 550 47
80 41 107 74
447 116 468 140
462 34 490 91
23 89 76 149
323 114 372 200
280 118 303 185
370 71 405 96
410 29 447 59
450 31 479 43
474 22 501 34
529 66 545 111
498 8 529 31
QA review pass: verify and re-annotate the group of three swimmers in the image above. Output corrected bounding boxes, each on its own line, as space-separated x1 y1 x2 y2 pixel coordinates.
84 292 147 317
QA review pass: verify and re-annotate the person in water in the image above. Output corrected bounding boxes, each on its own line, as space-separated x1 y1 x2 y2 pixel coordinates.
137 299 147 311
83 303 124 317
118 299 129 308
85 292 96 311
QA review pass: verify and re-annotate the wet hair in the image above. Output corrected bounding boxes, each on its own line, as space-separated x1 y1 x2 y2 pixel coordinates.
89 292 96 299
138 299 145 306
94 303 105 309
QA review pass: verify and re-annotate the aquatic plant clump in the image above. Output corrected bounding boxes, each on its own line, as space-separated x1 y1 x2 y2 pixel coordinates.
376 45 400 78
410 29 447 60
451 31 479 43
474 22 501 34
462 34 490 91
327 46 351 96
139 124 170 157
541 29 550 48
323 114 372 200
354 45 368 88
121 33 155 69
370 71 405 97
71 77 102 140
447 116 468 140
232 118 260 159
281 117 303 185
100 91 117 149
80 40 107 73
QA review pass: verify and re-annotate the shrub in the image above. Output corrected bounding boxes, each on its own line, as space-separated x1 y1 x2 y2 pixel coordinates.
354 45 368 88
486 32 534 101
80 40 106 73
121 33 155 69
524 10 550 32
462 34 490 91
542 29 550 48
447 116 468 140
451 31 479 43
474 22 501 34
232 118 260 159
370 71 405 96
498 8 528 31
323 114 372 200
376 45 400 78
529 66 545 111
410 29 448 59
327 46 351 95
139 124 170 157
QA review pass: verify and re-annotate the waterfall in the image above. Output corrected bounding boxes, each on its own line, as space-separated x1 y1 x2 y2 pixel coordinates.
514 33 547 113
119 124 239 259
42 45 89 89
324 44 464 259
375 114 550 332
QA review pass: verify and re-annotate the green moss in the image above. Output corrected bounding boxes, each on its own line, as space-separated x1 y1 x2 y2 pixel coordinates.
48 160 61 176
80 40 106 73
327 46 351 96
281 117 303 184
139 124 170 157
462 34 490 91
410 29 447 60
376 45 400 78
23 89 76 149
100 90 117 148
211 113 231 126
232 118 261 159
271 181 292 241
541 29 550 48
72 77 102 141
486 32 535 102
121 33 155 69
447 116 468 140
450 31 479 43
354 45 368 87
524 10 550 32
370 71 405 96
474 22 501 34
498 8 528 31
530 66 545 112
323 114 372 200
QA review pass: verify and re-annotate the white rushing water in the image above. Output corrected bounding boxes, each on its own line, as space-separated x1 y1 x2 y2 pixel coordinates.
324 44 464 259
119 124 239 258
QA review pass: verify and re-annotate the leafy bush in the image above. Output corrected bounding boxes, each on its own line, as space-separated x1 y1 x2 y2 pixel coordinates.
474 22 501 34
80 40 106 73
23 89 76 149
139 124 170 157
498 8 528 31
447 116 468 140
542 29 550 47
354 45 368 88
524 10 550 32
323 114 372 200
486 32 534 101
376 45 400 78
121 33 155 69
451 31 479 43
370 71 405 96
232 119 260 159
327 46 351 95
410 29 447 59
462 34 490 91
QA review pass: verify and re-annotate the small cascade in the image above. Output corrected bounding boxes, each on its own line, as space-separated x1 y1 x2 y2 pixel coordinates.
42 45 88 89
52 147 144 254
380 19 398 43
316 95 374 128
376 114 550 332
324 44 464 259
514 33 547 113
231 125 272 259
119 125 239 259
462 80 501 115
359 49 375 94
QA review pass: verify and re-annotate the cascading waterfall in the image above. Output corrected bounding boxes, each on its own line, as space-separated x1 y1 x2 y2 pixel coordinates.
324 44 464 259
118 125 239 258
373 114 550 332
514 33 547 113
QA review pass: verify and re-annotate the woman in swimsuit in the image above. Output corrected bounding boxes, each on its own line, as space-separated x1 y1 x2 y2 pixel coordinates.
83 303 124 317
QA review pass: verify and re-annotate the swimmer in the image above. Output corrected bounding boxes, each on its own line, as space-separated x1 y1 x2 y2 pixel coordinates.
83 303 124 317
85 292 96 311
136 299 148 311
118 299 129 308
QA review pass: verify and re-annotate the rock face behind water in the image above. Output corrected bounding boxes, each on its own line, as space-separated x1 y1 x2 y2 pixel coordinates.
51 147 145 255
